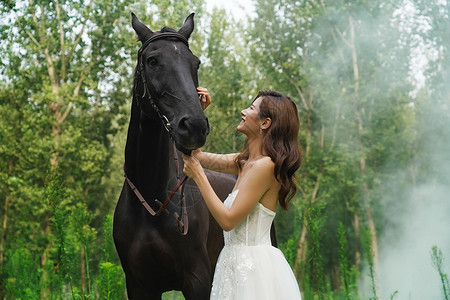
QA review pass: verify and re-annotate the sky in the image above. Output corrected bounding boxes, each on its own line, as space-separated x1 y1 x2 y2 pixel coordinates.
205 0 255 21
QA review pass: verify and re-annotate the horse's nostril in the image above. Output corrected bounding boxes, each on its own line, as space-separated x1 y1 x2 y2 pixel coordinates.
179 117 187 129
177 116 209 138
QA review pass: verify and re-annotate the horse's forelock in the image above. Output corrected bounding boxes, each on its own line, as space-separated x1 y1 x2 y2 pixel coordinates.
160 26 176 33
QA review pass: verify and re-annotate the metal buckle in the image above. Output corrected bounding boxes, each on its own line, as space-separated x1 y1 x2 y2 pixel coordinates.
162 115 172 133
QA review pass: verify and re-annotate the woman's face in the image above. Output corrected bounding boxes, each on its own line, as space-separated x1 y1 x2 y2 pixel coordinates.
237 97 264 136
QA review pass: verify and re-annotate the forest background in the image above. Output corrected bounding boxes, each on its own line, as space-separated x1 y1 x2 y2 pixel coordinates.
0 0 449 299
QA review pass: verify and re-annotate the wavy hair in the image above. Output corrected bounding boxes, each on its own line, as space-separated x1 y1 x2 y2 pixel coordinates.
235 90 302 210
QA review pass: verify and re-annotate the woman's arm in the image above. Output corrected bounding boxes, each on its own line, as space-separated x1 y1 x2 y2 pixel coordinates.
193 149 239 175
183 155 275 231
195 87 239 174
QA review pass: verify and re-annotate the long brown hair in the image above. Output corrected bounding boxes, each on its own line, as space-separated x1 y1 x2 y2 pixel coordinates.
235 90 302 210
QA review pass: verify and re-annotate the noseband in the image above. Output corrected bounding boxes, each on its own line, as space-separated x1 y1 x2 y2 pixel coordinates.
126 32 192 235
136 32 189 136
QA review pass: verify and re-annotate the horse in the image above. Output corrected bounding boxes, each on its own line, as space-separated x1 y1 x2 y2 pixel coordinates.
112 13 236 299
113 12 278 299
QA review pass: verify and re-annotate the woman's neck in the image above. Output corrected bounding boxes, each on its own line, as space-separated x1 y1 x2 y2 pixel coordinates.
247 135 266 161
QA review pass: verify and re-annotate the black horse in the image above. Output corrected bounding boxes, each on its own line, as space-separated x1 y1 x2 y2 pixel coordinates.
113 13 236 299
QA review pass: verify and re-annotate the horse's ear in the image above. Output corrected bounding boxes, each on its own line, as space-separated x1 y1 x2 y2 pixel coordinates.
131 12 154 43
178 13 195 40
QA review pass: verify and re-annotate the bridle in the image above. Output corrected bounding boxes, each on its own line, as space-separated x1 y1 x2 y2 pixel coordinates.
124 143 189 235
136 32 189 136
125 32 192 235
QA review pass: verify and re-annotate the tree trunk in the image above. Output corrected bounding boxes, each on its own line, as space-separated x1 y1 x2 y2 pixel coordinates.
0 162 14 268
348 15 380 296
35 3 67 292
40 215 52 299
81 245 86 297
294 173 322 273
0 195 10 267
320 4 366 293
353 210 361 286
295 169 322 299
293 110 314 279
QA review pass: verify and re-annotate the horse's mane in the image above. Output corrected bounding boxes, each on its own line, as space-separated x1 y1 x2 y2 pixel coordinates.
132 62 142 100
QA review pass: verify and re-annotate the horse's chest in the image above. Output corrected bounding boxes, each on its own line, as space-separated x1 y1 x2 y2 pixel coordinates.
115 214 183 271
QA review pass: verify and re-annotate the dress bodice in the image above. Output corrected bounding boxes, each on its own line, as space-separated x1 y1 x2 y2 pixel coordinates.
223 190 275 246
212 190 302 299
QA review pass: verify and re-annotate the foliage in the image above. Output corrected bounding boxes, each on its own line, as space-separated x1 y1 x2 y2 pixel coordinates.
306 205 327 297
199 7 254 154
3 247 41 299
362 227 377 300
338 222 353 299
97 262 126 299
1 0 449 299
431 245 450 300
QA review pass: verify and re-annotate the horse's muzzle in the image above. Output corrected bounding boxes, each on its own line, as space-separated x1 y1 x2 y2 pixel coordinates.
174 115 209 152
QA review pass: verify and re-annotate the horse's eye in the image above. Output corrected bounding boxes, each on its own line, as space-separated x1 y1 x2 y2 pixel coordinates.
147 57 158 67
195 60 201 69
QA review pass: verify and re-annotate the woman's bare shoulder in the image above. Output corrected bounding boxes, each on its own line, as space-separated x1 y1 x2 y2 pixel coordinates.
248 156 275 175
256 156 275 167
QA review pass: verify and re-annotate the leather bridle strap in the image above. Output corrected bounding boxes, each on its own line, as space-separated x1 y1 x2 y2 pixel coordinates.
124 173 188 215
137 32 189 136
154 175 188 215
124 172 189 235
174 183 189 235
139 32 189 52
124 174 157 216
123 143 190 235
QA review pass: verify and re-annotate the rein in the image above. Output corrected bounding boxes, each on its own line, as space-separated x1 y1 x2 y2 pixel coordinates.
124 143 189 235
126 32 192 235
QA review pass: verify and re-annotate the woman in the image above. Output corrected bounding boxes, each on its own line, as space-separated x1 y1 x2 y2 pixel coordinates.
183 88 302 299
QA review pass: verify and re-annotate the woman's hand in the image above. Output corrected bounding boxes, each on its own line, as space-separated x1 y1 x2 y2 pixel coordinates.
197 87 211 110
191 148 202 158
182 154 204 181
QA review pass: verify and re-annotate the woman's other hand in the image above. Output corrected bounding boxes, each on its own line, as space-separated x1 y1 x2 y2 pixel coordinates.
182 154 204 180
197 87 211 110
191 148 202 158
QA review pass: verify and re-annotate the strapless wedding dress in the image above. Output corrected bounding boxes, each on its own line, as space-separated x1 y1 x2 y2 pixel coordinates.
210 190 302 300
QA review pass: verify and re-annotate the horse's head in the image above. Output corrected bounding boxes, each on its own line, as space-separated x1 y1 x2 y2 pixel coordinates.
132 13 209 154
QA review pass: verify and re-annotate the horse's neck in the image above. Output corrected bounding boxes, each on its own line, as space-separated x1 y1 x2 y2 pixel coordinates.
125 99 171 197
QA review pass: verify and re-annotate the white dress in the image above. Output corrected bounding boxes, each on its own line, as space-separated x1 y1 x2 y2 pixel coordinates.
211 190 302 300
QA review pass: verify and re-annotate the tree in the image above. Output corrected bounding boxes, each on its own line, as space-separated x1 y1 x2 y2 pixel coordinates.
0 0 132 295
249 0 416 296
303 0 415 295
248 0 342 294
1 0 212 297
198 7 255 154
